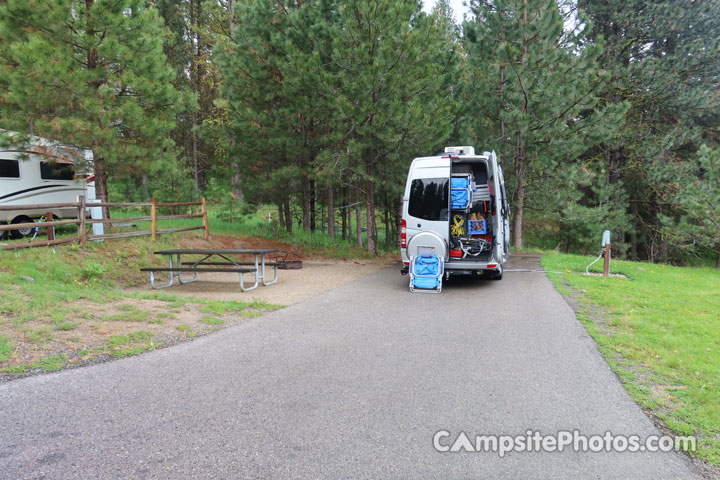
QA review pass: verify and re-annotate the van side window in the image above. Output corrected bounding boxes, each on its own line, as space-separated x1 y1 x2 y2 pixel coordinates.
40 161 75 180
0 159 20 178
409 178 449 221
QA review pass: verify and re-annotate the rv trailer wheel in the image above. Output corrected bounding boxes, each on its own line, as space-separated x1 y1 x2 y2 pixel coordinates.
10 216 34 239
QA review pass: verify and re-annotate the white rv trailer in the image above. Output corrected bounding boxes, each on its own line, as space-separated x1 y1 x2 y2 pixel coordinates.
0 132 94 238
401 146 510 281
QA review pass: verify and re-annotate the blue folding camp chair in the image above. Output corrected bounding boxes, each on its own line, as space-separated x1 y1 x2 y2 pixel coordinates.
451 176 472 210
409 248 444 293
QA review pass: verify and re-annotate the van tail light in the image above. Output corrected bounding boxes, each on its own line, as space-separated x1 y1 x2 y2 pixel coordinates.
487 264 497 269
401 219 407 248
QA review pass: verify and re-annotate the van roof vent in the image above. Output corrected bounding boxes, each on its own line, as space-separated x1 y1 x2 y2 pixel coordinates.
444 146 475 156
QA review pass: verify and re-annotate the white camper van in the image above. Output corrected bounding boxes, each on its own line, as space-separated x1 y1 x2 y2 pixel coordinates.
401 146 510 282
0 132 94 239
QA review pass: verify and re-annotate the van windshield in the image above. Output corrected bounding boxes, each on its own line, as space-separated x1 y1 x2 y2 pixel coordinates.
409 178 449 221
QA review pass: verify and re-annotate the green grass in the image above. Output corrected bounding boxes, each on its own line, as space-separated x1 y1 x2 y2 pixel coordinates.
26 327 54 344
0 334 13 362
542 251 720 465
0 233 283 377
105 331 157 358
104 306 151 323
0 354 67 374
201 316 224 325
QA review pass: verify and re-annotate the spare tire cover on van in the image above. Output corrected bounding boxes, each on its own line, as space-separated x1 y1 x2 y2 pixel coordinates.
407 231 447 260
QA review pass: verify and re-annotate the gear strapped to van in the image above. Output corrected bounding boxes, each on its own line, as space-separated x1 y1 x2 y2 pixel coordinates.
401 146 510 289
409 248 444 293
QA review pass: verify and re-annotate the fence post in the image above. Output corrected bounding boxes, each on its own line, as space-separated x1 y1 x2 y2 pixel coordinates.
46 212 55 241
151 198 157 241
78 196 86 248
201 197 209 240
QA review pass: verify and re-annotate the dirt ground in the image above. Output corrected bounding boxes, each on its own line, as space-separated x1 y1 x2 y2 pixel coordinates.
147 258 396 305
1 242 397 380
140 233 398 305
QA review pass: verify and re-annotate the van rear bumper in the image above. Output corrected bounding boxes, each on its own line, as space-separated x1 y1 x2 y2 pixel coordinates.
445 261 501 271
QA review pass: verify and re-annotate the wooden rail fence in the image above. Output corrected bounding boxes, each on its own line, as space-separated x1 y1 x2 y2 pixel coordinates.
0 197 209 251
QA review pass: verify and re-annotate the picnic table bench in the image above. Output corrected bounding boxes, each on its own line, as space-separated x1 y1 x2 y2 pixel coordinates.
140 248 278 292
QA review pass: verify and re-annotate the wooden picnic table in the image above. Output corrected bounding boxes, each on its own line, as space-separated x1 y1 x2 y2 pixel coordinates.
141 248 279 292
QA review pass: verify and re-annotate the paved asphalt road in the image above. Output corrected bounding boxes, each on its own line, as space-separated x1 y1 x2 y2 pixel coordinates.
0 255 700 479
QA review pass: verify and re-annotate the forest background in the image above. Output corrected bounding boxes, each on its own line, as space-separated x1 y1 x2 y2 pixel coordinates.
0 0 718 263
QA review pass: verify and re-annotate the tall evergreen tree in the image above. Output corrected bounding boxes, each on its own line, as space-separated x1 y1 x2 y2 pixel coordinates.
464 0 628 249
579 0 720 262
660 145 720 267
326 0 459 253
0 0 191 214
218 0 459 252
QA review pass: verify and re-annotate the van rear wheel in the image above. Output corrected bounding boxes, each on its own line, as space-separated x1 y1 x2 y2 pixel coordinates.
10 216 34 239
488 266 503 280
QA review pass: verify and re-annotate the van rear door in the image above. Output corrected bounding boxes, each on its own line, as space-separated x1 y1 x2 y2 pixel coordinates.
403 162 450 250
491 153 510 263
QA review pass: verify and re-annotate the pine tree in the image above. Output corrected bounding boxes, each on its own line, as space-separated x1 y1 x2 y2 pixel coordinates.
660 145 720 267
217 0 459 251
326 0 459 254
579 0 720 262
464 0 628 249
0 0 191 214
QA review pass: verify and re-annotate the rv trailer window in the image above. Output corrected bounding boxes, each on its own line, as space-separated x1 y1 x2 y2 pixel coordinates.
409 178 449 221
0 159 20 178
40 161 75 180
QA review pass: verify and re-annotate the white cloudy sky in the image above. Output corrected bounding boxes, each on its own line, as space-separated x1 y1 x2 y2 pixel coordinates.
422 0 471 24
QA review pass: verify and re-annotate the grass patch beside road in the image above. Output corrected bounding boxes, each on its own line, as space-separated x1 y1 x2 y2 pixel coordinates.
0 234 282 380
542 252 720 466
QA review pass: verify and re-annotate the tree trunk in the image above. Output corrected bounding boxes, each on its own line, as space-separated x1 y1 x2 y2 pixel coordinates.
141 175 151 200
327 184 335 239
301 173 310 231
277 202 284 228
284 197 292 233
512 0 529 250
231 161 242 200
94 158 110 220
716 252 720 269
384 204 390 248
189 0 201 195
630 201 638 261
366 164 377 255
607 147 626 257
355 187 363 248
512 145 526 249
345 187 351 241
310 177 317 232
341 184 347 240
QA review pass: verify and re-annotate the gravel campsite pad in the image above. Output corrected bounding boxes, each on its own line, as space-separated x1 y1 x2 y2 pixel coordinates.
0 233 394 382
